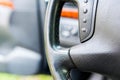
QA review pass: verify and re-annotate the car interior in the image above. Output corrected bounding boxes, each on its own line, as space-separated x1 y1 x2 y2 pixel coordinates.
0 0 120 80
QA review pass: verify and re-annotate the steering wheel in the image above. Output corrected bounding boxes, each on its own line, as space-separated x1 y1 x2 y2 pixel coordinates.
44 0 120 79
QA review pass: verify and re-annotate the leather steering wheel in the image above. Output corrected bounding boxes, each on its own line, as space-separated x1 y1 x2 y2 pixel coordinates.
44 0 120 80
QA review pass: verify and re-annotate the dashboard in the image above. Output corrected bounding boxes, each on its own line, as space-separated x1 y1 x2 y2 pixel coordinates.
59 3 80 47
45 1 80 47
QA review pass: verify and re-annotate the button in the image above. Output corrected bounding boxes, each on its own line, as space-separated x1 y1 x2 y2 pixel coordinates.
83 8 88 13
81 28 87 33
83 19 87 23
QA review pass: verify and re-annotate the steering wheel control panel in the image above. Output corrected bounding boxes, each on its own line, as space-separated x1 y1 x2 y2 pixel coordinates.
79 0 98 42
59 0 98 47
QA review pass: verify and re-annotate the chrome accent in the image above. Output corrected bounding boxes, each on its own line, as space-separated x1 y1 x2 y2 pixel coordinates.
79 0 98 42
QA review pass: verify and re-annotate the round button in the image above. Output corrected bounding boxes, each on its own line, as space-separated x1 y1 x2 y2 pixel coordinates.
81 28 87 33
83 8 88 14
83 19 87 23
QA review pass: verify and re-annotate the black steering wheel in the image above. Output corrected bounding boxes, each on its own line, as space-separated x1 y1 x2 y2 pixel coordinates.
44 0 120 80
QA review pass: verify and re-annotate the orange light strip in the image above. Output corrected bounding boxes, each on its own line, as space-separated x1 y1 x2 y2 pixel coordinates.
0 0 14 9
61 7 78 19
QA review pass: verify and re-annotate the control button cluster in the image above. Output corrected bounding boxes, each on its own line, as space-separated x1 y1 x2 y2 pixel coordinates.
79 0 98 42
82 0 88 33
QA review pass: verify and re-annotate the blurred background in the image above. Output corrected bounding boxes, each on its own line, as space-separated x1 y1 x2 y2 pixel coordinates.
0 0 52 79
